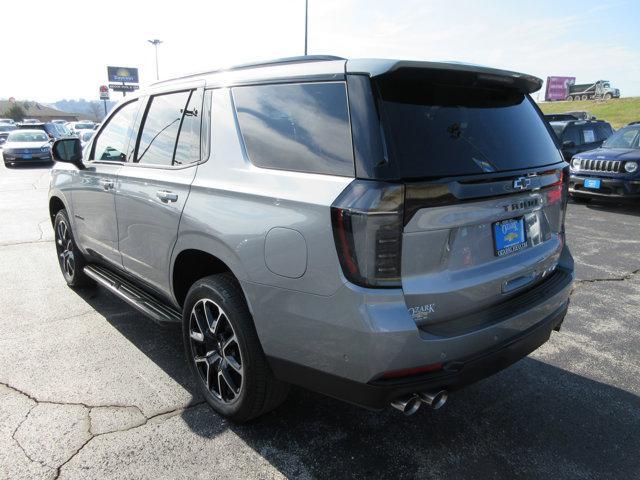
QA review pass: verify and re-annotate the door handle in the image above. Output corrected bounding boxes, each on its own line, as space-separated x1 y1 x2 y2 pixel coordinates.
99 179 114 190
156 190 178 203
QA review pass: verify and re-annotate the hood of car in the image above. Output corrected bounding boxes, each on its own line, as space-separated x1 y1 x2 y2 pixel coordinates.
4 141 50 150
576 148 640 161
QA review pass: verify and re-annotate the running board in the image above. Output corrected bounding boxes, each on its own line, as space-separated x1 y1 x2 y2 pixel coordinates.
84 265 182 324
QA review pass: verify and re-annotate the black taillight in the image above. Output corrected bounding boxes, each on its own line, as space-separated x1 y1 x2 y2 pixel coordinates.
331 180 404 288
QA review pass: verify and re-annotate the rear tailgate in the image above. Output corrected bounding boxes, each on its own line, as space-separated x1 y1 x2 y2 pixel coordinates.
370 63 569 330
401 170 567 328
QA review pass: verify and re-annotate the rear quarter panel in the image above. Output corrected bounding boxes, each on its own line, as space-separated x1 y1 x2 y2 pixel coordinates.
174 87 352 301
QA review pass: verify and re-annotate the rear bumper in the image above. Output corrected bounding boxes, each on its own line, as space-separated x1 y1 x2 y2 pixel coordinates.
247 246 574 408
570 174 640 199
268 300 568 409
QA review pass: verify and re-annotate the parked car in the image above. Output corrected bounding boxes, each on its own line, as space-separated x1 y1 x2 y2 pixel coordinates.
3 129 52 166
0 123 17 147
21 119 39 124
49 56 573 422
550 119 613 161
0 118 16 125
18 122 71 140
66 121 95 137
79 130 94 149
562 111 595 121
544 113 579 122
569 123 640 201
51 119 69 124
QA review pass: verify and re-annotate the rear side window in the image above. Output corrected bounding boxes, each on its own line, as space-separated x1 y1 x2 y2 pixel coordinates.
377 74 562 178
173 89 203 165
232 82 354 176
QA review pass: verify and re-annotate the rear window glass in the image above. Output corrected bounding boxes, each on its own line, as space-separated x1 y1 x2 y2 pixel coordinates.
378 75 562 178
232 82 354 176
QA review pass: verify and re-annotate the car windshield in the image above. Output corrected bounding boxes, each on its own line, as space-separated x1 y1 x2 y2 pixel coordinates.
7 131 48 142
75 123 93 129
0 125 15 132
603 126 640 149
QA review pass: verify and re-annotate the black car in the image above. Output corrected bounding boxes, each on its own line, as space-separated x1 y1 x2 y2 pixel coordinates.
0 123 17 147
550 119 613 161
17 122 70 140
544 113 579 122
569 123 640 201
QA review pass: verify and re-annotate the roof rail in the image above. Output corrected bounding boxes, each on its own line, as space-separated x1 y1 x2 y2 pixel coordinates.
151 55 345 86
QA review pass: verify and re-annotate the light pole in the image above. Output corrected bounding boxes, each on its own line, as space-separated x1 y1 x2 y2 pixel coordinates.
148 39 162 80
304 0 308 55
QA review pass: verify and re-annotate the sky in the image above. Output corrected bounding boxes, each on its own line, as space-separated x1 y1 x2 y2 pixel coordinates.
1 0 639 103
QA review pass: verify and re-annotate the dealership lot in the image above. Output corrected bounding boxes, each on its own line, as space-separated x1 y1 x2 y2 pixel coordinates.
0 161 639 479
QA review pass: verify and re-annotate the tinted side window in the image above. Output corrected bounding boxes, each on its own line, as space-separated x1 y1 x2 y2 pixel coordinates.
232 82 354 176
561 126 580 145
595 124 612 142
173 89 202 165
93 100 139 162
136 91 191 165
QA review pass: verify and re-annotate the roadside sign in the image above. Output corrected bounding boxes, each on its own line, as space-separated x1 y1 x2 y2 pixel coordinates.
99 85 110 100
109 84 139 93
107 66 139 84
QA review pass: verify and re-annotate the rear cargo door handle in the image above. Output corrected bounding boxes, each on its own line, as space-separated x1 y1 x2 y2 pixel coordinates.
156 190 178 203
502 272 537 294
99 179 114 190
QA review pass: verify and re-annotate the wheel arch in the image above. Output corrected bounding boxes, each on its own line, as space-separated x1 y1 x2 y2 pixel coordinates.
171 240 251 311
49 195 67 225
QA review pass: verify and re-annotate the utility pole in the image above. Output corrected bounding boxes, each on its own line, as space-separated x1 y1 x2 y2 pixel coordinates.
148 39 163 80
304 0 308 55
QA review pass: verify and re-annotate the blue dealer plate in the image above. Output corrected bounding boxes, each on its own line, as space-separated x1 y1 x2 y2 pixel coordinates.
493 217 527 257
583 178 601 189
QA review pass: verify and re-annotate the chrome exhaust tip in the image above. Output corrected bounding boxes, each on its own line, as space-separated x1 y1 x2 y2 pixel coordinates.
418 390 448 409
390 394 421 415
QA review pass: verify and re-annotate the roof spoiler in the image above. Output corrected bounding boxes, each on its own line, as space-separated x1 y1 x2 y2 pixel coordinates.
346 59 543 94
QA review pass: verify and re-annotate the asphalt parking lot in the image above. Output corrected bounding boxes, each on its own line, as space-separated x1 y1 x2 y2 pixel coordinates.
1 159 639 480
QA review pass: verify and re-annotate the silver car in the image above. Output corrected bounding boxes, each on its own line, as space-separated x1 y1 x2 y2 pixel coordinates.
3 129 52 166
48 56 573 422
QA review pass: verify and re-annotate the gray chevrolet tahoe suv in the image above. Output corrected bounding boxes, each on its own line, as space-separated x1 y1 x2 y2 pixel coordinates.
48 56 573 422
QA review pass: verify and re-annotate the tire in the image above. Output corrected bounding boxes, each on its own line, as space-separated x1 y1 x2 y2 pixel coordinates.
182 273 289 422
604 93 612 100
566 95 574 101
581 94 588 101
53 209 93 288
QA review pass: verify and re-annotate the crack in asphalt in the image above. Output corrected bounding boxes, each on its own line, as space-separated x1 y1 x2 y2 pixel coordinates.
2 380 206 479
0 239 53 247
572 268 640 292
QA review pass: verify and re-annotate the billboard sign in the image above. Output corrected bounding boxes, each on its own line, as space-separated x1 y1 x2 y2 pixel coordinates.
545 76 576 101
107 66 139 84
109 84 139 92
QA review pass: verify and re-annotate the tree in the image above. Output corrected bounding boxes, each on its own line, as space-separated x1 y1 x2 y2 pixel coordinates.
88 101 103 122
3 104 26 122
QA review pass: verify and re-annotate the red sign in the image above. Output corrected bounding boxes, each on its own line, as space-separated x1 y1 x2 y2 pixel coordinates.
99 85 110 100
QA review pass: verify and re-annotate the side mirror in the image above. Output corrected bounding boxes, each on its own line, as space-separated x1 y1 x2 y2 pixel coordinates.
562 140 575 148
52 138 84 169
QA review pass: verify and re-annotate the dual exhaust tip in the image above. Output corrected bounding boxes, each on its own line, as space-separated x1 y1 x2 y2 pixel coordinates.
390 390 448 415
